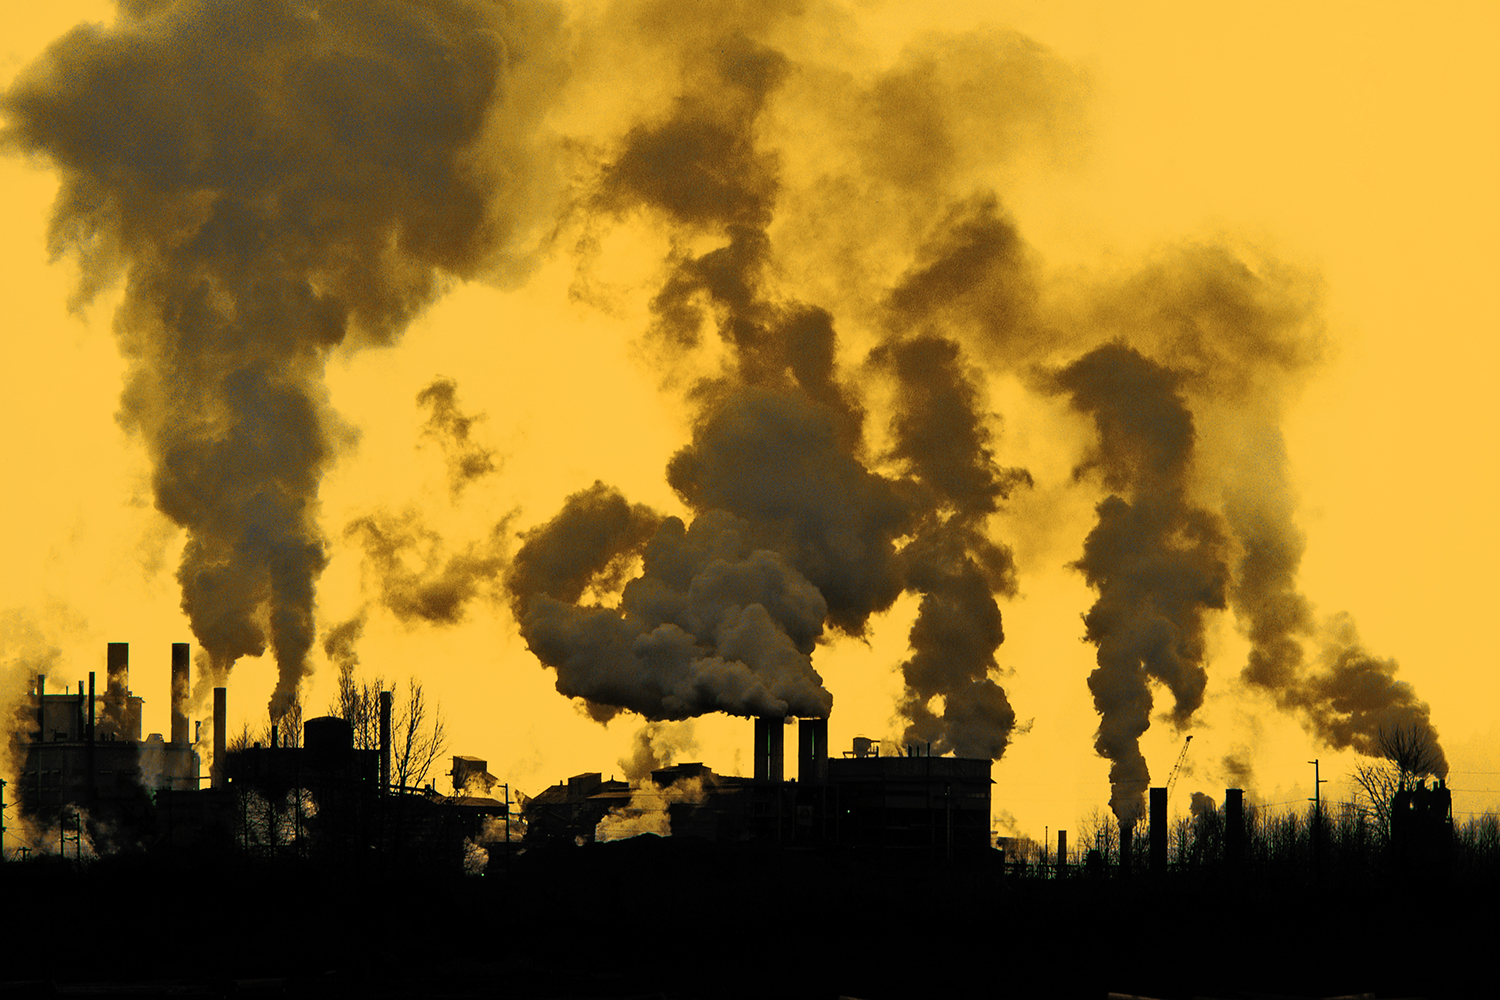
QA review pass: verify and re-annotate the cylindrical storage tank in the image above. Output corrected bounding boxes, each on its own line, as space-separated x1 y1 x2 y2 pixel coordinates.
304 715 353 761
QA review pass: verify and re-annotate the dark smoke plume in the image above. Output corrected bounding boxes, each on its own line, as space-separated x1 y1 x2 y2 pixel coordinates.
1221 748 1255 792
321 612 366 676
1077 250 1444 775
517 512 833 721
506 482 664 615
1291 615 1448 774
1054 343 1229 825
510 7 1035 757
869 335 1031 756
417 378 498 500
2 0 564 721
347 511 510 627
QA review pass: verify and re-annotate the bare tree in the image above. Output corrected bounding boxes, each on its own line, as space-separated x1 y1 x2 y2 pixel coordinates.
1076 806 1120 864
332 662 383 751
227 722 255 754
223 690 305 750
327 668 448 789
391 678 447 789
1376 722 1444 784
1351 722 1444 842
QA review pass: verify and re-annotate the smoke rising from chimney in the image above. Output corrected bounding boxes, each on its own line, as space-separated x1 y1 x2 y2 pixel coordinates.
1 2 1451 809
1052 343 1229 825
619 721 699 783
1 0 566 722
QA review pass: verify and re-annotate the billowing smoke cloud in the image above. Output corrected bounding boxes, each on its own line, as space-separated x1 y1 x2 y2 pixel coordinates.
595 774 707 843
1292 615 1448 774
516 503 833 721
347 511 510 627
1 0 566 721
0 611 66 828
1076 250 1444 780
870 335 1030 757
417 378 499 500
1053 343 1229 826
516 9 1033 754
3 0 1448 812
506 481 665 617
619 721 699 783
321 612 366 677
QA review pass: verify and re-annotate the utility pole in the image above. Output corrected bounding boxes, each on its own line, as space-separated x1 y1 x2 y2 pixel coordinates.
1308 758 1327 813
1309 758 1327 876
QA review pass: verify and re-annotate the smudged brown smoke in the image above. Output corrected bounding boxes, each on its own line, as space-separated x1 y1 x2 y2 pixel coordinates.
619 721 699 783
1052 343 1229 825
418 378 499 500
3 2 1445 788
1 0 566 722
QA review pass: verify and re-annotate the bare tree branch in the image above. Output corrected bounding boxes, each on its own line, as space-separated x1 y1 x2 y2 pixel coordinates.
327 670 447 788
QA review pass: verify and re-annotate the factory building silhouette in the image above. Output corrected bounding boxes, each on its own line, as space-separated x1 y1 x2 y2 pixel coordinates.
10 641 508 867
524 718 993 858
7 641 1457 877
9 640 1000 867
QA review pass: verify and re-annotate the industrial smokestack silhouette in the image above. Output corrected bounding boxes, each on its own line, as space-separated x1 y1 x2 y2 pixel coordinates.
212 687 226 789
380 689 393 792
105 642 128 737
1225 787 1245 866
170 643 189 745
754 718 785 782
1150 786 1167 873
798 718 829 784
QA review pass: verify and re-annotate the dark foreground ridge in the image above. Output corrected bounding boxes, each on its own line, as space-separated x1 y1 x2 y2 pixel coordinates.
0 835 1489 1000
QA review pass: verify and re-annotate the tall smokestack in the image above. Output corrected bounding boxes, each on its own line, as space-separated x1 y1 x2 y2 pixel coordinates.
104 642 128 739
212 687 227 789
380 689 393 792
86 671 96 800
797 717 828 784
1119 822 1133 875
754 717 785 782
35 674 45 743
1150 787 1167 873
170 643 189 745
1225 787 1245 867
1057 830 1068 874
106 642 127 695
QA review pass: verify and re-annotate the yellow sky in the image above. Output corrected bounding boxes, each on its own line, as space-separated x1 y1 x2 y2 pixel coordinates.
2 0 1497 843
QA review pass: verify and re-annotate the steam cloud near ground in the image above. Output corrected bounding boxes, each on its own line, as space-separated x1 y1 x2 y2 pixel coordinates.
1 1 1446 827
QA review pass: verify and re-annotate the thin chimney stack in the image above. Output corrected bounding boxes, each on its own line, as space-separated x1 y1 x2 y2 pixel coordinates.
170 643 189 745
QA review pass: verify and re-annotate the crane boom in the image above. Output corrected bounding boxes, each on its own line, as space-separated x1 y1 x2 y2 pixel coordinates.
1165 735 1193 799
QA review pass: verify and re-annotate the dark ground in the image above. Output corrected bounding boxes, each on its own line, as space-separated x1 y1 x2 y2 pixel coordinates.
1 838 1491 999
